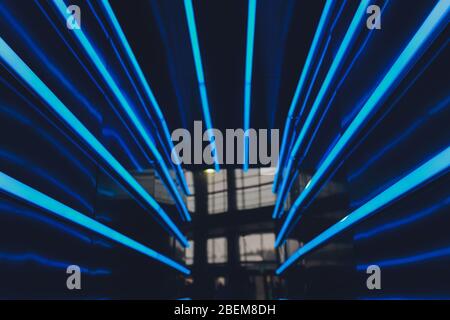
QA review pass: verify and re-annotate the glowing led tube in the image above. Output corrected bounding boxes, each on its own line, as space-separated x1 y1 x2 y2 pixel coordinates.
273 0 334 192
183 0 220 172
243 0 257 172
52 0 191 221
0 172 190 274
0 36 189 246
277 146 450 274
100 0 191 196
273 0 369 219
275 0 450 243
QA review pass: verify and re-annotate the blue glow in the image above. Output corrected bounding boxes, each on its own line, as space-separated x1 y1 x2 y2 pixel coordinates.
273 0 369 218
243 0 257 172
354 199 450 241
183 0 220 172
100 0 191 196
357 246 450 271
103 128 144 172
33 0 156 172
330 1 391 128
329 0 347 32
0 172 191 274
273 0 334 190
52 0 191 221
348 77 449 182
275 0 450 244
276 147 450 274
272 171 300 220
0 252 111 275
303 90 339 168
0 149 93 213
345 39 448 182
95 213 114 223
107 30 149 118
271 36 332 212
335 1 391 93
272 36 331 219
293 0 368 152
0 101 93 184
349 120 421 183
0 3 103 124
33 2 157 176
0 202 102 246
0 36 189 246
294 35 332 130
35 0 155 170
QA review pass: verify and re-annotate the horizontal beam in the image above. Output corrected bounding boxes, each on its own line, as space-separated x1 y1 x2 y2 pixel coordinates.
277 146 450 274
0 172 190 274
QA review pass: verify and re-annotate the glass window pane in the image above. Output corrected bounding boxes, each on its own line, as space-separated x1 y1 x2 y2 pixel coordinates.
207 170 228 214
235 169 276 210
207 237 227 263
244 175 259 188
240 233 276 262
187 196 195 212
237 191 243 209
260 172 274 185
208 191 228 214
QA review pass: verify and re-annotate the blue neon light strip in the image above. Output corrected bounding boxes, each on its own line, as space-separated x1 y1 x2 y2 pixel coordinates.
0 2 102 124
0 96 93 184
273 0 369 219
0 36 189 246
273 0 334 191
271 37 331 218
0 149 93 212
0 252 111 275
274 36 332 206
0 172 191 275
32 0 156 172
183 0 220 172
100 0 191 196
275 0 449 244
243 0 257 172
276 146 450 274
0 202 101 246
274 0 390 215
357 246 450 271
354 199 450 241
52 0 191 221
